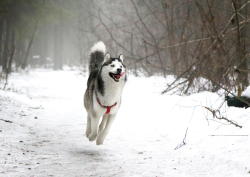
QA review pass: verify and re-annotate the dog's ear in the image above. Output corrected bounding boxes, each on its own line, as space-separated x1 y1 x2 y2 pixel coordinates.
119 54 124 62
104 53 111 62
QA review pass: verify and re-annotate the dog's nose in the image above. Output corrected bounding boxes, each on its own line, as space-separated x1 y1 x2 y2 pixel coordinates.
117 68 122 73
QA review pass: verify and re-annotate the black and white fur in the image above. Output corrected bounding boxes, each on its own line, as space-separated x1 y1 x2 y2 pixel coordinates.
84 41 127 145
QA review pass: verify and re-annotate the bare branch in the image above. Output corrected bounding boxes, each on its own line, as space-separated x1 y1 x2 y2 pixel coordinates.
174 128 188 150
203 106 242 128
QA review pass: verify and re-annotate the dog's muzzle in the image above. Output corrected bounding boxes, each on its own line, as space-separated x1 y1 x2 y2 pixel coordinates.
109 72 125 82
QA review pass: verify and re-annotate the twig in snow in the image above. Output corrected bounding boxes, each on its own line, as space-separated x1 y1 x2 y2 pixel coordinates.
209 134 248 136
203 106 242 128
174 127 189 150
0 119 13 123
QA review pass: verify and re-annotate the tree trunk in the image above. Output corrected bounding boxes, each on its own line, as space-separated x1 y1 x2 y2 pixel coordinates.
53 14 63 70
21 20 39 69
7 30 15 74
232 0 249 95
2 19 11 73
0 18 4 68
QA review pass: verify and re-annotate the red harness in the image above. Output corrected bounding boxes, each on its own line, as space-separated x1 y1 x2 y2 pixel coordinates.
96 94 117 114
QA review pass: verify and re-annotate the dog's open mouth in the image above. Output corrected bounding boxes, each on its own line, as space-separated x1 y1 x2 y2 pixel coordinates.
109 72 125 82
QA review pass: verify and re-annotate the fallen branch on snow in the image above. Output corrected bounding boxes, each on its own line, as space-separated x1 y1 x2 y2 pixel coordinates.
203 106 242 128
0 119 13 123
174 127 189 150
209 134 248 136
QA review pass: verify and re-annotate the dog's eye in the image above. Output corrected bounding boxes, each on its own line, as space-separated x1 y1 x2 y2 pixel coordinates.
111 64 115 67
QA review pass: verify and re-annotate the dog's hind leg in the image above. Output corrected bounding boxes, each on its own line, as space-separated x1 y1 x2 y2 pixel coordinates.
85 114 91 138
88 115 101 141
96 114 116 145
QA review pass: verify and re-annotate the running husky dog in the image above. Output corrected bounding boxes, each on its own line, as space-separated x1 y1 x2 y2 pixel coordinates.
84 41 127 145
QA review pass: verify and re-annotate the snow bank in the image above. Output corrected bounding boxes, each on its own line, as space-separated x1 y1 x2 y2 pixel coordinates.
0 69 249 177
242 86 250 97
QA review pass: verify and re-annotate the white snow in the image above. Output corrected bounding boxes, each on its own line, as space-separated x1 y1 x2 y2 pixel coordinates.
242 86 250 97
0 69 249 177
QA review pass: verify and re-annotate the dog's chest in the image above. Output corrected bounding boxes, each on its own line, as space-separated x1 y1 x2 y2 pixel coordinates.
94 88 122 115
100 85 123 105
100 75 125 105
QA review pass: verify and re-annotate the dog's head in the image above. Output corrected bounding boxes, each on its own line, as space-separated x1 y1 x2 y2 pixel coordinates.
101 53 126 82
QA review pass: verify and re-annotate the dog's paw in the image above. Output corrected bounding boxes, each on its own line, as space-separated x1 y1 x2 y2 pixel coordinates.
96 137 104 145
88 134 97 141
96 140 103 145
85 131 90 138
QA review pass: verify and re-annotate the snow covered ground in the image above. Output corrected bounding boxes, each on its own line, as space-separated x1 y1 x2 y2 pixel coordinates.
0 69 249 177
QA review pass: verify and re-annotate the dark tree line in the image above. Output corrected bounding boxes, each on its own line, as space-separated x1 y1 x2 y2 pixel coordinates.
0 1 43 74
91 0 250 95
0 0 249 95
0 0 78 78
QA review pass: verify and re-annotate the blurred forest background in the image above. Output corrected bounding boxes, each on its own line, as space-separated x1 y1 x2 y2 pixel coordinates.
0 0 249 95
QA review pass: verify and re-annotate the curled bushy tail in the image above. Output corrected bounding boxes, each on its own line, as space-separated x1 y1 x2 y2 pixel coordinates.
89 41 106 73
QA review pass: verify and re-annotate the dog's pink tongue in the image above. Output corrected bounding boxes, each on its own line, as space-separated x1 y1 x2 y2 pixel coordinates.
115 72 125 79
115 74 121 79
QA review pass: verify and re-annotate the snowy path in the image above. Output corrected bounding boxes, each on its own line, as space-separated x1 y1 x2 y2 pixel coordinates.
0 69 249 177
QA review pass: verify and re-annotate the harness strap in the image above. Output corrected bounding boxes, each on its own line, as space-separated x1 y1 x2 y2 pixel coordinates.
95 93 117 114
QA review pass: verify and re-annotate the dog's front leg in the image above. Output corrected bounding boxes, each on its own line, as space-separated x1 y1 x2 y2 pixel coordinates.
98 114 108 134
85 114 91 138
96 114 116 145
88 115 101 141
